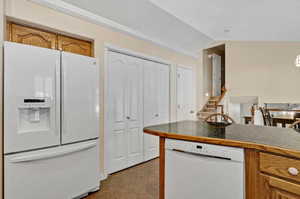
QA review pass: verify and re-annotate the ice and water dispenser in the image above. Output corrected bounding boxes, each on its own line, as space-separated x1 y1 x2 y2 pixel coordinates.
18 97 52 134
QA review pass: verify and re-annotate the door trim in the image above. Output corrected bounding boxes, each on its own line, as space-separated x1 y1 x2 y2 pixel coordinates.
103 43 172 176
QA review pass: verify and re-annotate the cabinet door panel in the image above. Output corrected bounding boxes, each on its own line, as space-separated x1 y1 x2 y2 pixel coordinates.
260 174 300 199
126 56 143 167
11 24 57 49
58 35 92 57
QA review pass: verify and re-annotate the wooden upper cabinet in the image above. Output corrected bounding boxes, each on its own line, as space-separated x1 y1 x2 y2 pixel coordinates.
6 22 11 41
7 23 93 57
58 35 92 57
11 23 57 49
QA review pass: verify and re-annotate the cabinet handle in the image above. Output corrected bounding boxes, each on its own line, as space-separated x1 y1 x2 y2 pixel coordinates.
288 167 299 176
190 110 195 114
126 116 131 120
155 114 159 117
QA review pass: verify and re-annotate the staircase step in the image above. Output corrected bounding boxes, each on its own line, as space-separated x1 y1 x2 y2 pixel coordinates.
206 104 217 108
204 107 216 112
197 111 215 118
210 96 220 100
208 99 218 102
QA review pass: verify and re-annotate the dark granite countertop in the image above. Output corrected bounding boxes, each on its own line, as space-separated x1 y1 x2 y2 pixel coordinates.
144 120 300 158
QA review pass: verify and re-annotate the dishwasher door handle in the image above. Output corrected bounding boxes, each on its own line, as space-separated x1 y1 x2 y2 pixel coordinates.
171 149 232 161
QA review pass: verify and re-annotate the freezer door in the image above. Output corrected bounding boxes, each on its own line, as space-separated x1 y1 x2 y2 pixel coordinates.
4 42 60 154
5 140 100 199
61 52 99 144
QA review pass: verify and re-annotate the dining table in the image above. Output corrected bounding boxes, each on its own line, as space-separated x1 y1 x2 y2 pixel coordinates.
244 115 300 127
272 115 300 128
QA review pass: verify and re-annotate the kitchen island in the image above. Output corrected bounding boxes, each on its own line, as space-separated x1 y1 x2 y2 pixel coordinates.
144 120 300 199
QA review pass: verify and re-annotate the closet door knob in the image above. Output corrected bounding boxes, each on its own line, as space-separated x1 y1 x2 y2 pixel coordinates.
155 114 159 117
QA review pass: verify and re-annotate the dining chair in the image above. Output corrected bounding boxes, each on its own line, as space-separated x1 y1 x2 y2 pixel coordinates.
289 120 300 129
259 107 273 126
294 112 300 120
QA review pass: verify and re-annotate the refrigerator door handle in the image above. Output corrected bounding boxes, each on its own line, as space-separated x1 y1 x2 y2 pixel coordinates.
9 142 97 163
55 56 61 137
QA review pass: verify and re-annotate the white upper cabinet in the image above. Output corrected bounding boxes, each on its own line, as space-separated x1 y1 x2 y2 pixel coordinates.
4 42 61 154
61 52 99 144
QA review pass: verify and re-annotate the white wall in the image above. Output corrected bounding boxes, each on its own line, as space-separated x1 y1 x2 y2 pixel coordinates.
0 0 4 197
226 41 300 104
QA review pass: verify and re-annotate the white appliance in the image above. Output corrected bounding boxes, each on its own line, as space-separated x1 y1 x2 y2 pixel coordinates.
4 42 100 199
165 139 245 199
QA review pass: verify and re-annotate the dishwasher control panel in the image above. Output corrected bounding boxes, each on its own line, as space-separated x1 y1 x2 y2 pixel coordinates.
165 139 244 162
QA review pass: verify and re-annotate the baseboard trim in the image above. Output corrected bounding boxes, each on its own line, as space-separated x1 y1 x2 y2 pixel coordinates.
99 173 108 181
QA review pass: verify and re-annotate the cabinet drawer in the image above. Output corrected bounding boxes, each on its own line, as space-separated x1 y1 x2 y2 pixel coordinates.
260 152 300 183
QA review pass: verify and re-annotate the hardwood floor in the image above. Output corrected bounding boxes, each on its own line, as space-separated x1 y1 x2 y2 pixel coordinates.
86 159 159 199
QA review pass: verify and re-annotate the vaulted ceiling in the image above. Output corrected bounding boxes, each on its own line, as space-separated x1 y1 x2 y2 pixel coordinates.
149 0 300 41
55 0 300 57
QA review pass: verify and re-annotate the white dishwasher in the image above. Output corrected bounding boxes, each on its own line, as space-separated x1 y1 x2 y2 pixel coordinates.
165 139 245 199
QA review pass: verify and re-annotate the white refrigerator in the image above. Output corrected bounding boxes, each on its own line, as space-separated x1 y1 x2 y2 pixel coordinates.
4 42 100 199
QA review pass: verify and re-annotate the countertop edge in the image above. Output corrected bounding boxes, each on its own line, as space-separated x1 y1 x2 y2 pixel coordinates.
143 128 300 159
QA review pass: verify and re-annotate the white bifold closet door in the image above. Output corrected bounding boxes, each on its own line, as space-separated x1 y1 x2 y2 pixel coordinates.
107 51 144 174
143 60 170 161
177 67 196 121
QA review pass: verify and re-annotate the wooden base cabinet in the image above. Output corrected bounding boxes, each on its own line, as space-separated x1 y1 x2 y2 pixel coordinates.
260 174 300 199
258 152 300 199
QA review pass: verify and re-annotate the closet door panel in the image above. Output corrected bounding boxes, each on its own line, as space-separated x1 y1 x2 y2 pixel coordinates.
107 52 128 173
143 61 157 126
157 63 170 123
143 61 170 161
126 56 144 167
143 61 159 161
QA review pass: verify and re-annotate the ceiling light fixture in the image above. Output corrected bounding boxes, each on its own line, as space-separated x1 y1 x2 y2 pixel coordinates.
295 55 300 67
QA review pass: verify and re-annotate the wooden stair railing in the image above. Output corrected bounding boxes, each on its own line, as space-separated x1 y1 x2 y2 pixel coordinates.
197 86 227 120
217 86 227 105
